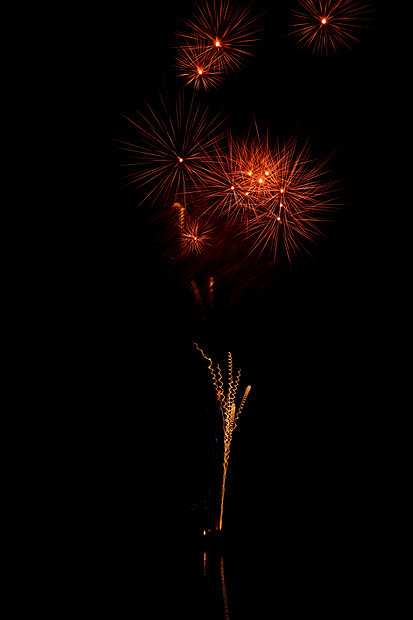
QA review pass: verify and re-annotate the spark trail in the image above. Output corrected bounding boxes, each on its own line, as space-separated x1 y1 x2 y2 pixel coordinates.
194 343 251 530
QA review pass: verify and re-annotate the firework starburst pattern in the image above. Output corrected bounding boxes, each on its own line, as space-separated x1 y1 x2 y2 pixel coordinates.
118 91 224 207
175 0 262 90
289 0 373 54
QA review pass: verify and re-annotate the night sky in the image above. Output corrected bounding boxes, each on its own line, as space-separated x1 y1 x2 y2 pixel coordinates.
85 0 398 560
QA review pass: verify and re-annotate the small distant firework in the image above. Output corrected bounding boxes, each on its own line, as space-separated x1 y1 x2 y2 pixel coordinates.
194 343 251 531
175 0 262 89
118 91 224 206
180 216 215 258
289 0 373 54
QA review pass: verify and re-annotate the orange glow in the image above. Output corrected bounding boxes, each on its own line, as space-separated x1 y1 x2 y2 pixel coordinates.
248 171 252 176
230 185 235 190
198 68 203 74
321 17 327 24
215 39 221 47
179 157 184 163
258 177 263 183
265 170 269 175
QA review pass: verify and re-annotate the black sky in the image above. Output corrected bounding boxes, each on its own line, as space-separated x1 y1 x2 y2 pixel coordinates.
87 1 396 545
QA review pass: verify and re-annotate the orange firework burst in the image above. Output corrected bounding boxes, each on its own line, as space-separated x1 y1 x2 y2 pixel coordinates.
175 35 225 92
175 0 262 89
199 126 338 262
289 0 373 54
180 215 215 258
204 128 279 225
117 91 224 207
246 138 339 262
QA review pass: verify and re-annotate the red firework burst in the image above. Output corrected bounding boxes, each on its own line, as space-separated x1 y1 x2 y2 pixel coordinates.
204 128 280 225
289 0 373 54
201 126 338 262
118 91 225 207
246 138 339 262
175 0 262 89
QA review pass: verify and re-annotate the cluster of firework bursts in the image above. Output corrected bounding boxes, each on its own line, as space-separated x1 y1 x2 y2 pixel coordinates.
121 96 338 270
120 0 373 273
118 0 374 534
175 0 262 90
174 0 372 89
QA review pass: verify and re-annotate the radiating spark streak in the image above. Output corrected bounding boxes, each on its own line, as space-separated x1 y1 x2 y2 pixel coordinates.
238 136 339 262
289 0 373 54
194 343 251 531
175 0 262 89
180 217 214 257
200 124 338 262
117 91 225 207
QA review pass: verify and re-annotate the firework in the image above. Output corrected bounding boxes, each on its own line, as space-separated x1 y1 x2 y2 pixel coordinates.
175 0 262 89
194 343 251 531
118 91 224 207
246 137 339 262
202 126 338 263
175 35 225 91
180 215 215 258
204 127 281 226
289 0 373 54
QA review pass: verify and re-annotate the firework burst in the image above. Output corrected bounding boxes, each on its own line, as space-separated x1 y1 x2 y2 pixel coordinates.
205 128 281 226
202 126 339 263
180 215 215 258
118 91 225 207
246 137 339 262
175 0 262 89
289 0 373 54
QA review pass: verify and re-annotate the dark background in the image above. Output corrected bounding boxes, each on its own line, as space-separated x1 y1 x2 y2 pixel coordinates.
82 0 399 565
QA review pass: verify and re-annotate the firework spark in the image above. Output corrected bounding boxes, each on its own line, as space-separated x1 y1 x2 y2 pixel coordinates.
118 91 224 206
180 216 215 257
203 127 339 263
175 0 262 89
289 0 373 54
246 137 339 262
194 343 251 531
204 128 281 226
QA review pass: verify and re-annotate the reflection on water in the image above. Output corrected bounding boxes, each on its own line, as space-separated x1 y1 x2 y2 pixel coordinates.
220 555 230 620
200 551 231 619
